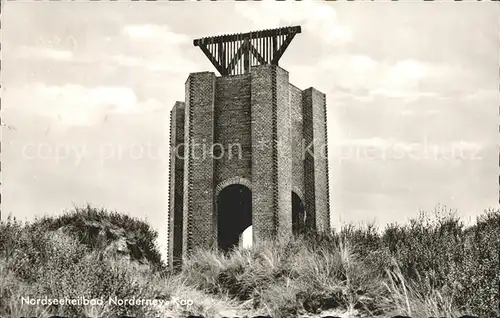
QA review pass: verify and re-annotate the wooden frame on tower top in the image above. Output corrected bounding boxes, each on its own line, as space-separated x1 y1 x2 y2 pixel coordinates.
193 26 302 76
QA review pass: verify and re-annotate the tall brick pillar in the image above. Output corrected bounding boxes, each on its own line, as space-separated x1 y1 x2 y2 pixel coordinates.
251 65 293 242
303 88 331 233
167 101 185 269
182 72 217 257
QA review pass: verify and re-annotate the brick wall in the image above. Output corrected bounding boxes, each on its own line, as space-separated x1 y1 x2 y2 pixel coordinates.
167 101 185 269
303 88 330 233
250 65 278 241
275 67 293 239
214 74 252 186
182 72 217 258
290 84 305 202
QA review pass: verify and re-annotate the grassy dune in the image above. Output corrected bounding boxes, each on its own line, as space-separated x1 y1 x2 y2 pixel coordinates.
0 205 498 317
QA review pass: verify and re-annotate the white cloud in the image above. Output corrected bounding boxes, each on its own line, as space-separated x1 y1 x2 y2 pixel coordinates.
393 59 428 80
111 54 197 74
463 89 498 101
122 25 190 45
350 54 378 72
400 109 441 116
400 109 415 116
16 46 74 61
369 88 439 101
4 83 165 126
113 24 198 74
316 55 443 102
235 1 352 44
376 59 430 97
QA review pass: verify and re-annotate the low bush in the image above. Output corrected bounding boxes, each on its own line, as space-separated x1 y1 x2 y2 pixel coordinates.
0 205 498 317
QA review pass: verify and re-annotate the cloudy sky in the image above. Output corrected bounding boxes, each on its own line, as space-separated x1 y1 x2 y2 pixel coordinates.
2 1 499 256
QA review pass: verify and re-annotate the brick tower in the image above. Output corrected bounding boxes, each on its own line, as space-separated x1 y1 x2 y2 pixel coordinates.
168 26 330 269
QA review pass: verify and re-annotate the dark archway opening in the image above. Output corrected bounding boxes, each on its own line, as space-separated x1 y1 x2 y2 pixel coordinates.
217 184 252 253
292 192 306 235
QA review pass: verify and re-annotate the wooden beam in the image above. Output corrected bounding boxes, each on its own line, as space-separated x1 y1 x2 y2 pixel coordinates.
249 44 266 65
194 26 302 75
243 39 250 73
272 36 277 63
271 33 296 64
225 42 246 75
193 26 301 46
218 42 225 71
199 43 226 75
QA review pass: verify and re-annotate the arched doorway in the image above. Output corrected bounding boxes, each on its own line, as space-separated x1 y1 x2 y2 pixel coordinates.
292 192 306 235
217 184 252 252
